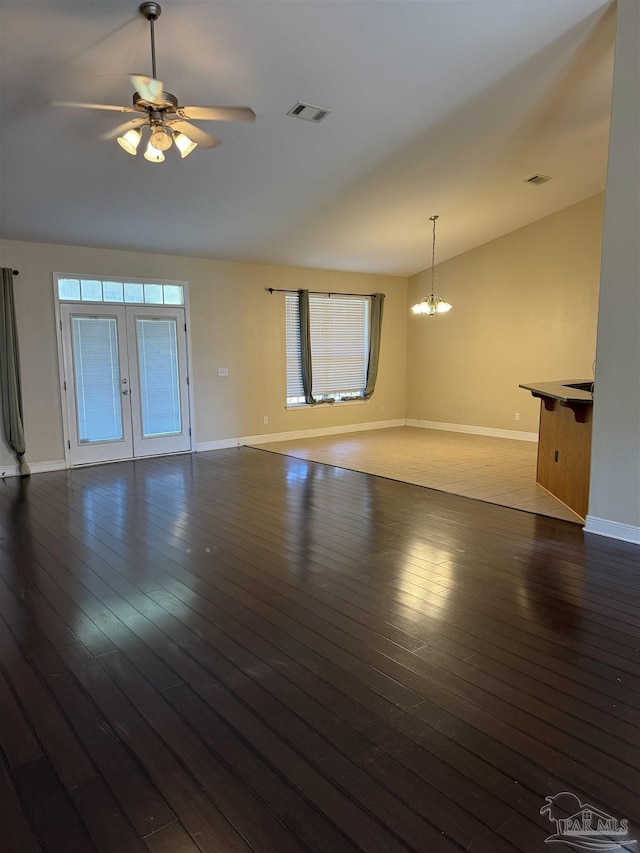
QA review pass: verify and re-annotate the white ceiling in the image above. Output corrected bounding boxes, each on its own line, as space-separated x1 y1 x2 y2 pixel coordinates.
0 0 615 276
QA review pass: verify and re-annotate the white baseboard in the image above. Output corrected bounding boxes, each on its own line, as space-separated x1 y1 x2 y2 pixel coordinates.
0 459 66 478
195 419 406 453
0 418 536 475
583 515 640 545
406 418 538 443
194 438 242 452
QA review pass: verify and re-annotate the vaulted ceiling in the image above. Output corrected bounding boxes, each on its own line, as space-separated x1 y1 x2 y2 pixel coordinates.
0 0 615 275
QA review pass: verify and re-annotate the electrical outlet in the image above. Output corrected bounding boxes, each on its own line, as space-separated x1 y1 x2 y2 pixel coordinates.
381 405 386 413
217 367 229 377
263 416 268 425
515 412 520 421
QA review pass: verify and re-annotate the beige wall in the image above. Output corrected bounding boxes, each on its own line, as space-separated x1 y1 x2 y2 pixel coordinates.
406 194 604 433
587 0 640 535
0 196 604 469
0 240 407 468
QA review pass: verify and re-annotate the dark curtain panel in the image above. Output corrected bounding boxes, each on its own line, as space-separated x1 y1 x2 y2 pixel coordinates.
298 289 317 404
364 292 385 399
0 268 30 475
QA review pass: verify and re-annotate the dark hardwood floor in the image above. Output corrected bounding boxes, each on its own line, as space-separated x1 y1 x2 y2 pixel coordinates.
0 447 638 853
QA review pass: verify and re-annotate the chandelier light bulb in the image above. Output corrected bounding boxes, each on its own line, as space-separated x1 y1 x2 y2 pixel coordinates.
116 128 142 155
173 131 198 158
150 127 173 151
144 141 165 163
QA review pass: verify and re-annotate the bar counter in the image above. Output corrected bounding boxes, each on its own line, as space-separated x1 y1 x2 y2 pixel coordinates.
519 380 594 520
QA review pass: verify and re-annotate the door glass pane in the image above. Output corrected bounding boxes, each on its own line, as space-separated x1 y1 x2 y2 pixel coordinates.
71 316 123 443
80 279 102 301
124 282 144 303
135 318 182 437
103 281 124 302
58 278 80 300
143 284 163 304
163 285 184 305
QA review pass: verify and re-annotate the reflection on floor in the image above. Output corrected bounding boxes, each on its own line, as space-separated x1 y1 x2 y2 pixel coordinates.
256 426 581 524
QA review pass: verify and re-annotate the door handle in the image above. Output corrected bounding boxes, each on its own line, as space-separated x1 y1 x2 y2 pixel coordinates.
122 389 131 395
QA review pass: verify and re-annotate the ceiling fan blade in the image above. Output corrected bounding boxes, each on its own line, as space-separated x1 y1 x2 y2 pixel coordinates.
53 101 136 113
130 74 165 105
177 106 256 122
100 118 148 140
167 120 220 149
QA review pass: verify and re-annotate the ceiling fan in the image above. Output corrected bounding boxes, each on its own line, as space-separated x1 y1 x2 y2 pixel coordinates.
55 2 256 162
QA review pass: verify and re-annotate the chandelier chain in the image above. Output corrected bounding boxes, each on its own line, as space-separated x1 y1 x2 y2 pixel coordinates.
430 215 438 296
410 213 450 316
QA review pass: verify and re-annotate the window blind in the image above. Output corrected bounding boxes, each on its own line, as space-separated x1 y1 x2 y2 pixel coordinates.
71 316 123 443
135 317 182 437
285 293 369 402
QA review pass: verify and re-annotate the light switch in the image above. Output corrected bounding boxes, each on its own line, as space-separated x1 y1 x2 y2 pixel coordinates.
217 367 229 377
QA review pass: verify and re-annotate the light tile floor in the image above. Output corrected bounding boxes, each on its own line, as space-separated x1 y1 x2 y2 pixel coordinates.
255 426 581 523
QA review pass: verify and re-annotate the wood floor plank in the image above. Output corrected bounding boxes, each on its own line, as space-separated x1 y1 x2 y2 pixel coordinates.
11 755 94 853
97 650 308 853
144 554 633 849
56 642 255 853
160 548 640 796
141 591 474 852
186 540 640 752
91 608 418 853
246 556 640 723
163 682 362 853
22 641 180 840
0 662 44 769
0 549 117 656
299 555 640 697
86 478 639 687
0 534 183 693
143 821 202 853
0 752 41 853
69 776 148 853
1 450 638 853
0 614 98 790
153 523 640 712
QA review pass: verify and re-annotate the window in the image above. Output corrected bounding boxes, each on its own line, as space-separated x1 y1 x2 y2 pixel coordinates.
56 276 184 306
286 293 370 405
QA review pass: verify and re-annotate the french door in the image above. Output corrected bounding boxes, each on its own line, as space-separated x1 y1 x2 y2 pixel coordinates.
60 304 191 466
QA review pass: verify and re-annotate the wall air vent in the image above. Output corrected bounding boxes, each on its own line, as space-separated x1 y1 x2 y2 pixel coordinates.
524 174 552 185
286 102 331 123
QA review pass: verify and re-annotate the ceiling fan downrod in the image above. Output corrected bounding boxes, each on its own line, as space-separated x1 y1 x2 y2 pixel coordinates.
139 2 162 80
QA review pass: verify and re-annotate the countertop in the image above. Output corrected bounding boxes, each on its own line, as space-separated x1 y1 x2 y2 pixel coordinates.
519 380 594 404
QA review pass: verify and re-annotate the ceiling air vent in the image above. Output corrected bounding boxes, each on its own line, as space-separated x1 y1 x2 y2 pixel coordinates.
286 102 331 123
524 174 552 185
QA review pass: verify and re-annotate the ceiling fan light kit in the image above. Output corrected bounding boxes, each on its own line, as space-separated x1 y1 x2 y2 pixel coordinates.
411 215 453 317
55 2 256 163
173 131 197 158
149 126 173 151
117 128 142 155
144 141 165 162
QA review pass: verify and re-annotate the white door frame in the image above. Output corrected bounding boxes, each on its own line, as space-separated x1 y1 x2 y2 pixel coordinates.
53 274 195 468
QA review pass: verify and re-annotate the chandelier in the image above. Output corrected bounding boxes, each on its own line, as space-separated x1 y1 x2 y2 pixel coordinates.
411 215 452 316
